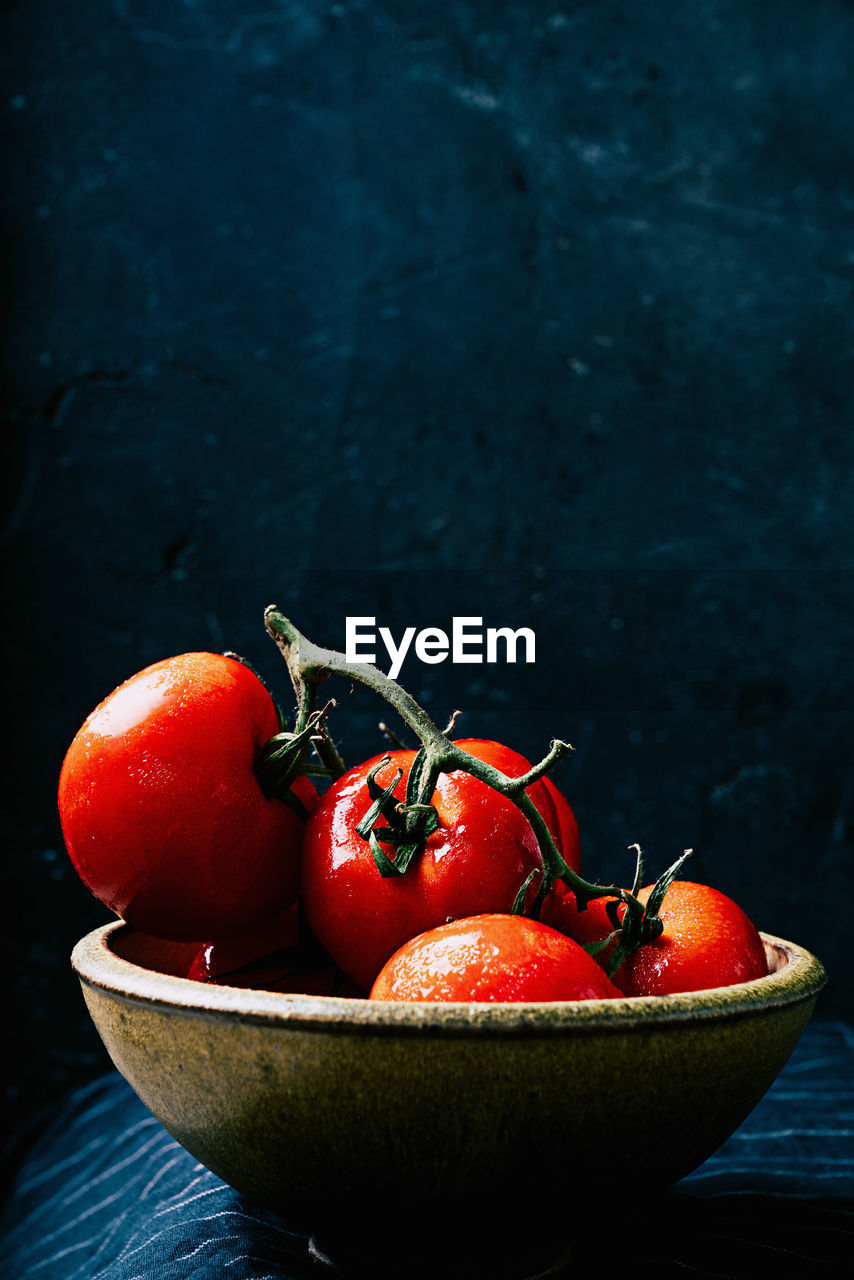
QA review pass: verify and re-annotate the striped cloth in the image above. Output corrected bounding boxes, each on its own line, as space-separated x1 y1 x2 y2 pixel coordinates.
2 1019 852 1278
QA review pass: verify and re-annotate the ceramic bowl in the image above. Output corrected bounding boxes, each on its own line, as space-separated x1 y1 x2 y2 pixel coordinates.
72 923 825 1278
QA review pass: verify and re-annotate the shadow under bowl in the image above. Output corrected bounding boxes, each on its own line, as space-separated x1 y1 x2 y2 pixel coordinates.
72 923 826 1278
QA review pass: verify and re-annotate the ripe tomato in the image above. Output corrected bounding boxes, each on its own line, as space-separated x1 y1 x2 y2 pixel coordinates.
369 914 621 1002
187 902 302 982
301 738 580 990
542 884 621 953
59 652 316 941
541 776 581 873
185 902 365 996
612 880 768 996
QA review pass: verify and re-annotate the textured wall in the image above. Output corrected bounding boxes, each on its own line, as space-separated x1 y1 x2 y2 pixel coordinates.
3 1 853 1131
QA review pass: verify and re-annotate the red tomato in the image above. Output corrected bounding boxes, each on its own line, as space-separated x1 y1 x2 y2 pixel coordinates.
369 914 621 1002
301 738 579 990
187 903 302 981
185 902 365 996
59 652 316 941
542 777 582 874
542 884 621 954
190 948 339 995
612 880 768 996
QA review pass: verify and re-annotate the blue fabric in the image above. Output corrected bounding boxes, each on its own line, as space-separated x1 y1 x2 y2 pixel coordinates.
2 1019 852 1278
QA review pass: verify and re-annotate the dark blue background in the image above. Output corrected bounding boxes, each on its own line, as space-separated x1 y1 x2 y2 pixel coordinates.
2 0 853 1144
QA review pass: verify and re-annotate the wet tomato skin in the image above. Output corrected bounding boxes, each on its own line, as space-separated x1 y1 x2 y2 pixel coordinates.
613 880 768 997
58 652 316 941
369 913 622 1002
301 738 578 991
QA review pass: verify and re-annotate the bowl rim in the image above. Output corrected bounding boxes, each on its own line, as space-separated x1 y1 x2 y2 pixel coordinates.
72 921 827 1036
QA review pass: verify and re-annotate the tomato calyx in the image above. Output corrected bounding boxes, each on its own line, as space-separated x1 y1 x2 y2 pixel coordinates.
254 702 337 817
585 844 695 979
354 749 442 877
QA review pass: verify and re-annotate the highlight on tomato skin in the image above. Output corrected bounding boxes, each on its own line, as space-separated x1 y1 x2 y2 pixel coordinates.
368 913 622 1003
184 902 367 997
186 903 303 982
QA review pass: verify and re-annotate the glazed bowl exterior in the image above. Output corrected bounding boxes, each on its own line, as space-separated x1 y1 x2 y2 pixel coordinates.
72 922 826 1275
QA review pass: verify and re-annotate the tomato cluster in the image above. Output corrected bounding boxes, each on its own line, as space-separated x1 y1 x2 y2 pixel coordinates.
58 648 769 1003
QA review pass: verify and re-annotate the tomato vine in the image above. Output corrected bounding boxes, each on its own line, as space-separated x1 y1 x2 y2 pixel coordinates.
264 605 688 968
